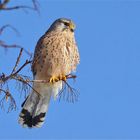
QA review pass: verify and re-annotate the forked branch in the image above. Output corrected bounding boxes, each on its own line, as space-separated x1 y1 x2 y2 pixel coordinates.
0 0 39 13
0 48 78 112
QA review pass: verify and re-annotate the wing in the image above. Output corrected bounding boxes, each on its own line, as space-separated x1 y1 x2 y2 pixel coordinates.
31 34 46 76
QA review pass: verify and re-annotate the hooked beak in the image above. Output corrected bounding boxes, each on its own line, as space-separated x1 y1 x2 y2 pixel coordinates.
69 21 75 32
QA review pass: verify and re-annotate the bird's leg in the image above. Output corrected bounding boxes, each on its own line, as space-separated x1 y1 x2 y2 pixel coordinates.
49 76 59 84
49 74 67 84
58 74 66 81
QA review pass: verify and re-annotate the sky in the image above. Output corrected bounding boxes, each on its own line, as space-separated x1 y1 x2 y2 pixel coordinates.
0 0 140 139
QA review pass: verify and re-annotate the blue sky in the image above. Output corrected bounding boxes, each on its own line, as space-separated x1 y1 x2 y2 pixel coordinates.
1 0 140 139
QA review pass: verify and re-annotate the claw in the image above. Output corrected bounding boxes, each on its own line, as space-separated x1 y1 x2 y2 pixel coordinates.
49 76 59 83
49 75 67 83
59 75 66 81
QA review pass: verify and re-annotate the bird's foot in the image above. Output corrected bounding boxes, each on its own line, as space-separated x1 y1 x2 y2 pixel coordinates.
49 76 59 84
58 74 67 81
49 75 67 84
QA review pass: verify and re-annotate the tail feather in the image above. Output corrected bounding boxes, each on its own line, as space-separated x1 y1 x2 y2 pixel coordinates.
18 81 62 128
19 108 46 128
18 83 51 128
19 92 51 128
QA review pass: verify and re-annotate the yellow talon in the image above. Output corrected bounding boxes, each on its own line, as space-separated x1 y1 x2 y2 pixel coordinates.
59 75 66 81
49 75 67 83
49 76 59 83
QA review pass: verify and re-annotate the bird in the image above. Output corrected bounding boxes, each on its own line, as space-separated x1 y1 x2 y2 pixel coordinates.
18 18 80 128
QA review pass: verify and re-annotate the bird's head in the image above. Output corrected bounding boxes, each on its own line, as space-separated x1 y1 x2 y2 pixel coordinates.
49 18 76 32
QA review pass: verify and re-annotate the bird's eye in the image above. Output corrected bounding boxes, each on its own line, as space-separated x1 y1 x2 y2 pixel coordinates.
63 22 69 26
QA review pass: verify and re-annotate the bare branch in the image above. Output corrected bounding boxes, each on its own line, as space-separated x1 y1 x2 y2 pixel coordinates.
32 0 40 12
1 61 32 83
11 48 23 74
0 40 32 56
0 47 78 112
0 0 9 9
13 73 78 103
14 74 77 83
0 0 41 111
14 75 40 95
0 24 20 36
0 49 31 111
0 0 39 13
58 80 79 103
0 40 21 49
0 88 17 112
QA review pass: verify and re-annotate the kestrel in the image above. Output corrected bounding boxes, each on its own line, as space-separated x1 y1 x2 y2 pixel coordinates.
18 18 80 128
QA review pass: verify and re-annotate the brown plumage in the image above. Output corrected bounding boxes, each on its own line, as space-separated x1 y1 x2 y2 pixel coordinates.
18 18 80 128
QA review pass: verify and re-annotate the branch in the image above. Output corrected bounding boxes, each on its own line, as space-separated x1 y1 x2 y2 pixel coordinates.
13 74 76 83
0 40 32 56
57 80 79 103
0 0 41 111
0 48 31 111
11 48 23 74
0 88 17 112
0 24 20 36
13 73 78 103
0 49 32 83
0 0 39 13
0 25 32 57
0 48 78 112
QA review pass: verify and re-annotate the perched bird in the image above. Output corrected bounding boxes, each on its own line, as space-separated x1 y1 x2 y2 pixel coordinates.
18 18 80 128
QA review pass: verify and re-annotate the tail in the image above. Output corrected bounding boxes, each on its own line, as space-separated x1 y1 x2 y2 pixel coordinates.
18 81 62 128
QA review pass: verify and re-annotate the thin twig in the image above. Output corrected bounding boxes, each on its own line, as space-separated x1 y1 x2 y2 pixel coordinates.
0 88 7 94
12 60 32 76
0 47 78 111
0 40 32 56
0 0 41 111
0 24 20 36
11 48 23 74
0 0 39 13
0 88 17 112
1 60 32 83
58 80 79 103
12 74 76 83
14 75 40 95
